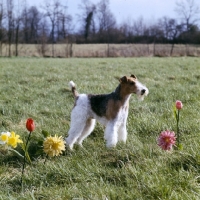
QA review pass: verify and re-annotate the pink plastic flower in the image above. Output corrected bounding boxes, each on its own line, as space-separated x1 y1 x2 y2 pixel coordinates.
175 100 183 110
158 130 176 150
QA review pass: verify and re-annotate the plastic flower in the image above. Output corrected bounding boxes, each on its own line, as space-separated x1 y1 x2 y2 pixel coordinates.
175 100 183 110
26 118 35 132
158 130 176 151
0 132 11 144
7 132 23 148
43 135 65 157
174 100 183 148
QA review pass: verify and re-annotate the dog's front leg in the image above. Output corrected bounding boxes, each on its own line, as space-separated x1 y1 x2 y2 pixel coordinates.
118 123 127 143
118 109 128 143
104 121 118 148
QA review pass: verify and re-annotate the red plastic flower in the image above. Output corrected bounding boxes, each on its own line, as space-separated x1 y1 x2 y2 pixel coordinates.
26 118 35 132
175 100 183 110
158 130 176 150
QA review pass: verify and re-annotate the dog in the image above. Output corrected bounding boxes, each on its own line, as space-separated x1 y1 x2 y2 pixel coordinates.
65 74 149 149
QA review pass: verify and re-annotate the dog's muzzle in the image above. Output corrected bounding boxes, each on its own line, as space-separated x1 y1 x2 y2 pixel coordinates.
141 89 146 95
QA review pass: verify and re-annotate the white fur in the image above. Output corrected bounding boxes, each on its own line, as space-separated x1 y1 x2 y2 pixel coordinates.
65 93 129 149
66 78 148 149
136 81 149 101
69 81 75 88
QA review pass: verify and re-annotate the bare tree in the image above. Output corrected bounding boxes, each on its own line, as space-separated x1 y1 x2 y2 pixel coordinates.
175 0 200 31
97 0 116 56
7 0 14 57
43 0 62 57
15 14 20 56
56 5 73 57
57 5 72 41
14 1 24 56
29 6 41 43
77 0 96 42
36 18 49 57
133 17 146 36
21 1 29 43
159 17 184 55
0 0 6 56
21 6 42 44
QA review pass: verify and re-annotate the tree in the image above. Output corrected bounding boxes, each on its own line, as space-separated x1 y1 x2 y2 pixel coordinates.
119 18 134 43
21 3 40 43
7 0 14 57
56 5 72 41
159 17 184 55
14 9 21 56
97 0 116 38
36 18 49 57
175 0 200 31
26 6 41 43
158 17 185 43
77 0 96 42
97 0 116 56
0 0 6 56
43 0 62 57
133 17 146 36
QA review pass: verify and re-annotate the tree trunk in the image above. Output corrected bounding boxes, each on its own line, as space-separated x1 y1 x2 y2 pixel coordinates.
15 24 19 57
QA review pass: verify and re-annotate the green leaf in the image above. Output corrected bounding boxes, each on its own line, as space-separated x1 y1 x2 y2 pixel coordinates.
20 143 32 164
9 148 24 159
177 144 183 150
42 130 50 138
173 105 178 121
38 140 44 146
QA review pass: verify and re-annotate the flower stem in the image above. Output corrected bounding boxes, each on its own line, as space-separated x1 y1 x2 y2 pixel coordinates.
176 110 180 146
21 131 32 186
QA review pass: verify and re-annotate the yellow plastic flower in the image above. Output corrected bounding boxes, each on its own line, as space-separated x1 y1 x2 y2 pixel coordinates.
43 135 65 157
7 132 23 148
0 132 11 144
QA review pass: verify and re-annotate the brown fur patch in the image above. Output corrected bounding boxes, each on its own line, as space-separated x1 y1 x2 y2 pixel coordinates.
120 76 138 96
89 75 139 120
106 99 121 120
72 86 79 98
106 99 129 120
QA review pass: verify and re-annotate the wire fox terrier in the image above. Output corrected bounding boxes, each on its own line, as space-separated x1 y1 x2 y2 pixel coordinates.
65 75 149 149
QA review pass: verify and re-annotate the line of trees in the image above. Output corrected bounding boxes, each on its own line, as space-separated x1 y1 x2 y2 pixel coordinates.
0 0 200 57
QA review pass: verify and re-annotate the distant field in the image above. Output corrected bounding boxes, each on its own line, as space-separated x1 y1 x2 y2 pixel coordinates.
1 43 200 57
0 57 200 199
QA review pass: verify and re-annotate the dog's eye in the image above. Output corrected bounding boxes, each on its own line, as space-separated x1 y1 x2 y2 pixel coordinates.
130 82 135 85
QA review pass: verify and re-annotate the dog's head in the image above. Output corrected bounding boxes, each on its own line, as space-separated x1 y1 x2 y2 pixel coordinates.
119 74 149 100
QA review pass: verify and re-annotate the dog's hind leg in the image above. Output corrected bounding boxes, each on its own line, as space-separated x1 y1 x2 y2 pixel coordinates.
65 109 87 150
65 125 85 150
77 118 96 146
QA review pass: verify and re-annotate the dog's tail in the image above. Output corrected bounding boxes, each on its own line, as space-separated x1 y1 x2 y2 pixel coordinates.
69 81 79 98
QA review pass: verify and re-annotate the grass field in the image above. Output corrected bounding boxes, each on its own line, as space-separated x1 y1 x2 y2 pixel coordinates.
0 57 200 199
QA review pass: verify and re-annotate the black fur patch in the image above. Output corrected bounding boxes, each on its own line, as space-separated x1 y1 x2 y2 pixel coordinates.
88 85 121 117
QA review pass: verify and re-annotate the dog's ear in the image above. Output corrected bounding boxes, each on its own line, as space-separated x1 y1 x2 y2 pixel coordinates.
131 74 137 79
120 76 128 83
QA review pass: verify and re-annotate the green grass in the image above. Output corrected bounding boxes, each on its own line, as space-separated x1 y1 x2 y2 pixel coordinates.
0 57 200 199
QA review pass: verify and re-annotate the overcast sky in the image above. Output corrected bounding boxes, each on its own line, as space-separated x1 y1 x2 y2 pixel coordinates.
29 0 200 27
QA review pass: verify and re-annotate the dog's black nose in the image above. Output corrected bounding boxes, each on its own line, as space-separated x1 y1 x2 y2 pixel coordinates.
141 89 146 95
